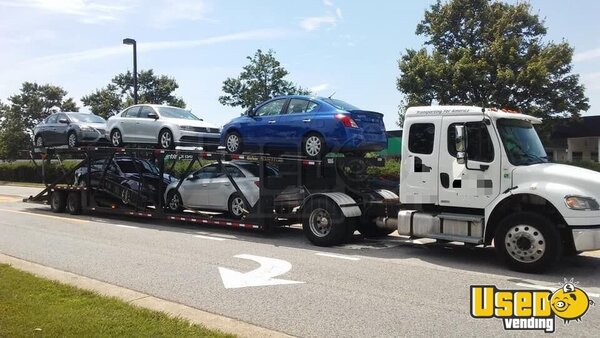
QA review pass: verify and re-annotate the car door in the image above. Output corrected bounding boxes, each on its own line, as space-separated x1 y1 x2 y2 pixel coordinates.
207 164 246 209
245 99 287 149
119 106 141 142
42 114 58 145
438 116 501 209
179 164 218 208
276 98 320 148
54 113 70 145
136 106 160 143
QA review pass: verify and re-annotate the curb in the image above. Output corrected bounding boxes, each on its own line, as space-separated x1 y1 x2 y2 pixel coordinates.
0 253 292 338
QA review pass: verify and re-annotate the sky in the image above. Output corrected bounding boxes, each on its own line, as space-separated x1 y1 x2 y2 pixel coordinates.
1 0 599 131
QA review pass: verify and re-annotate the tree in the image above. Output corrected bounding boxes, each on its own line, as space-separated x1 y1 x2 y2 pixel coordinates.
397 0 589 125
0 102 30 161
2 82 79 136
82 69 185 118
219 49 310 109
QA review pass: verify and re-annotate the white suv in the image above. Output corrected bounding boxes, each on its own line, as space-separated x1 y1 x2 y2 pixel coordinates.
107 104 220 149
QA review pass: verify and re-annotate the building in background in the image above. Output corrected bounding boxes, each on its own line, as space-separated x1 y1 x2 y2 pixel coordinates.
546 116 600 162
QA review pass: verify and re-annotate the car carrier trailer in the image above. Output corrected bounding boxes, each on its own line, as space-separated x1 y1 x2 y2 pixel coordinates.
24 146 400 247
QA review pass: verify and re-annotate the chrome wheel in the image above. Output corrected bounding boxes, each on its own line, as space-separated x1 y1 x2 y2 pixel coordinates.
304 135 322 157
111 130 122 147
35 136 43 147
121 187 131 204
230 196 245 216
226 134 240 153
168 192 182 211
68 133 77 148
504 224 546 263
160 130 173 149
308 208 332 237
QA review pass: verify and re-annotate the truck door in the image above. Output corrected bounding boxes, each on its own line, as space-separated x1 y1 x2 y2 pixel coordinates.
399 119 440 205
438 116 501 209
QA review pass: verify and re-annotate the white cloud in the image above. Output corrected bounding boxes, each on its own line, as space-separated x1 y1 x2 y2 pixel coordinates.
574 47 600 63
26 29 290 65
581 72 600 90
310 83 330 94
300 16 337 31
0 0 130 23
152 0 215 26
299 0 343 31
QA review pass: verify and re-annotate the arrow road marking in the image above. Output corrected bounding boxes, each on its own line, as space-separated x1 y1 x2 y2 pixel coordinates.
218 254 304 289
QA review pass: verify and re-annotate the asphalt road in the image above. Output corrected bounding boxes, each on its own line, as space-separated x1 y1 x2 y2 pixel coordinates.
1 186 599 337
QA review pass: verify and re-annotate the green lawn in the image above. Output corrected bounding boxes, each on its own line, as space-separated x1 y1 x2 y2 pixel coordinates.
0 264 234 338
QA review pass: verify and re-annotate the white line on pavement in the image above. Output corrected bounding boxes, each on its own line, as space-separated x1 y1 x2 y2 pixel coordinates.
316 252 360 261
516 283 600 298
111 224 140 229
194 234 229 241
0 208 89 223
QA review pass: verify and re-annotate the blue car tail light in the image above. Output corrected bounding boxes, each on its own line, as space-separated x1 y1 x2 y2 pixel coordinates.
335 114 359 128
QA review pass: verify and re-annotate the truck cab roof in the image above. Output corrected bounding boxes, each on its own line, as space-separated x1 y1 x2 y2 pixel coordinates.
405 105 542 124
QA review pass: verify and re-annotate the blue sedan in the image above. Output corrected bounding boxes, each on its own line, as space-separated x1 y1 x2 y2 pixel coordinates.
221 95 387 158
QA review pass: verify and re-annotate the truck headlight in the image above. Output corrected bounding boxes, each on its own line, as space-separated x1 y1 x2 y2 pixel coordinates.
564 195 600 210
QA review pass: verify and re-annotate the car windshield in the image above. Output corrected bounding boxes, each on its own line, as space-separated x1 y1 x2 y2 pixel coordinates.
116 160 159 175
497 118 548 165
157 107 200 120
68 113 105 123
321 98 360 111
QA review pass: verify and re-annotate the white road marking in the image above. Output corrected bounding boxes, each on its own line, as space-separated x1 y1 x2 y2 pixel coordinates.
218 254 304 289
316 252 360 261
195 234 228 241
516 283 600 298
111 224 139 229
0 208 88 223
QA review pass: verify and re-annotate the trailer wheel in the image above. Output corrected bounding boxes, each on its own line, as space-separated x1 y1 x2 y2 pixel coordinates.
302 198 348 246
357 221 395 238
66 192 82 215
50 191 66 213
495 212 561 273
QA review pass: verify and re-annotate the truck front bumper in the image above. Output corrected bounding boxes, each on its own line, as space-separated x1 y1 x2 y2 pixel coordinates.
571 227 600 251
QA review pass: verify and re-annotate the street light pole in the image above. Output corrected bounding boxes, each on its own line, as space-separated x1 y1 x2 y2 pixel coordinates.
122 38 138 104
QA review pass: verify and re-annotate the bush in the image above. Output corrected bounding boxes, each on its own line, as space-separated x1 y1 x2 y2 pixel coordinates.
565 161 600 172
0 161 79 183
367 158 400 179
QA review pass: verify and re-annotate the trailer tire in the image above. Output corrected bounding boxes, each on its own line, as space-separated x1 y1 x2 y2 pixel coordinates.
66 192 82 215
302 198 348 246
50 191 66 213
495 212 561 273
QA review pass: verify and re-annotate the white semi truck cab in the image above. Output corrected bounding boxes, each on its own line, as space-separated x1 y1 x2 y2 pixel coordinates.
389 106 600 271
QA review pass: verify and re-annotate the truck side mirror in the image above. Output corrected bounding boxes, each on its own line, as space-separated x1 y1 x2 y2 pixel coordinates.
455 125 467 164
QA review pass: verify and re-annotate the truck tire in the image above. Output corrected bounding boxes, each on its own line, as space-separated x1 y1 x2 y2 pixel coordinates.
66 192 82 215
302 198 348 246
494 212 561 273
50 191 66 213
357 221 395 238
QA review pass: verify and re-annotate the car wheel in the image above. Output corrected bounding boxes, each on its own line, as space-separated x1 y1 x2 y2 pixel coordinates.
35 135 44 147
302 133 325 159
302 198 349 246
66 192 82 215
121 184 131 205
225 132 242 154
50 191 66 213
67 132 77 148
495 212 561 273
159 129 174 149
110 129 123 147
228 194 247 219
166 190 183 213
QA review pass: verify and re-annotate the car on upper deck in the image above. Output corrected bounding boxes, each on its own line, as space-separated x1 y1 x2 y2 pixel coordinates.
220 95 387 158
34 112 107 148
107 104 221 150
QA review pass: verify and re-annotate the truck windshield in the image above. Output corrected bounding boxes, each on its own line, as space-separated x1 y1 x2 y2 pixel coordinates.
497 118 548 165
